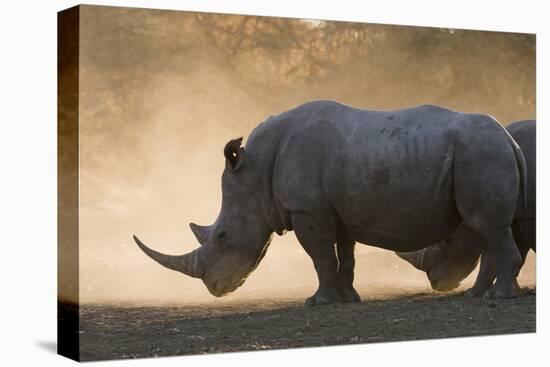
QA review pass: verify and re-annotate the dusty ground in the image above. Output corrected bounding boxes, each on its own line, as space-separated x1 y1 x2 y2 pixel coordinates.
77 287 535 361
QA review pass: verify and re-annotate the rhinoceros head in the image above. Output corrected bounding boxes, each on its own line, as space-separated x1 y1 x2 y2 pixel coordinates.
397 224 482 292
134 137 273 297
425 240 480 292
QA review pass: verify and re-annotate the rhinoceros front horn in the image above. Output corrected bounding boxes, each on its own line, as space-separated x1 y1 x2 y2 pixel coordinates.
396 250 427 271
396 247 442 272
133 235 205 278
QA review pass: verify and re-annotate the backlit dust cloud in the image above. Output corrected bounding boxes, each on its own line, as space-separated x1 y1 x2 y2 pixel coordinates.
66 6 535 305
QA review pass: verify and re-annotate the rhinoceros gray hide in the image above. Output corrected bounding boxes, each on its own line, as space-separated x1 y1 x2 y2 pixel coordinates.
397 120 535 297
134 101 527 305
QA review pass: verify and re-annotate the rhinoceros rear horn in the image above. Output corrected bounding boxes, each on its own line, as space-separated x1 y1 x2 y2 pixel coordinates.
189 223 210 245
133 235 204 278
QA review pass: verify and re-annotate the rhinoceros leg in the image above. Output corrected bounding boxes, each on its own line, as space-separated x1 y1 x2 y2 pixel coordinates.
512 220 531 272
465 250 496 298
478 228 520 298
453 136 522 299
467 229 520 299
336 238 361 303
292 213 343 306
510 223 531 292
467 219 532 298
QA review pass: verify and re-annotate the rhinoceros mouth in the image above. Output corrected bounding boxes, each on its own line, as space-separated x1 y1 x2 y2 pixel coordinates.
205 277 246 297
203 235 273 297
427 269 460 292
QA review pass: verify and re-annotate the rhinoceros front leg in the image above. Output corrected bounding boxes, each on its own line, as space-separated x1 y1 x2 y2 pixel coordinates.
292 213 343 306
336 238 361 303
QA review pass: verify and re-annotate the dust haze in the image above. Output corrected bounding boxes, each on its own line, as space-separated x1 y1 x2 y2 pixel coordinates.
69 5 535 305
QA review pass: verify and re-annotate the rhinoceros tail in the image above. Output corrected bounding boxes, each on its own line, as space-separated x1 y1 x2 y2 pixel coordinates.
510 136 528 215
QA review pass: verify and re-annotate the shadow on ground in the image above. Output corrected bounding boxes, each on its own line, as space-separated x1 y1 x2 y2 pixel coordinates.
74 289 536 361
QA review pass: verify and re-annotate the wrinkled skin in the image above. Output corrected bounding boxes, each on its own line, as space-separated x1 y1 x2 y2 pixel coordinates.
134 101 527 305
397 120 535 296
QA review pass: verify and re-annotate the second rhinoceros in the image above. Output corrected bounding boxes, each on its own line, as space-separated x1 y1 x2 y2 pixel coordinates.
134 100 527 305
397 119 535 296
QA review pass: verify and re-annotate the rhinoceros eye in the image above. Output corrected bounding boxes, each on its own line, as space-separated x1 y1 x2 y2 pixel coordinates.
216 231 231 252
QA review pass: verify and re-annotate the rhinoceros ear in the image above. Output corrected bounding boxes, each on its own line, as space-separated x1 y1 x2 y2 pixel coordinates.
224 137 246 171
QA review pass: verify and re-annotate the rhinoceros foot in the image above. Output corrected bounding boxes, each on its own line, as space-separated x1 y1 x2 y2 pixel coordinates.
305 288 343 307
465 286 487 298
337 285 361 303
484 285 517 299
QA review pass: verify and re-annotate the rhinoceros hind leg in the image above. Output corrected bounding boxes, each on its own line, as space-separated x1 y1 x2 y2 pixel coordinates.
484 228 520 298
465 288 483 298
338 287 361 303
305 288 343 306
454 131 522 299
336 237 361 303
468 227 520 299
483 282 515 298
292 212 343 306
482 278 521 298
465 250 496 298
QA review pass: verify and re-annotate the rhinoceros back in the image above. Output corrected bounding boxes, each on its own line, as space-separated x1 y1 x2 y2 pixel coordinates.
269 102 466 249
